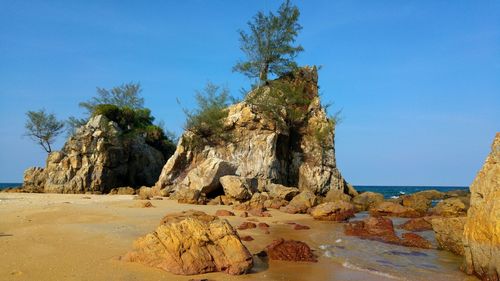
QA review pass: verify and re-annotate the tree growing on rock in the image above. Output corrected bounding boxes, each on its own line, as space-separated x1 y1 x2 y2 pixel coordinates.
79 82 144 115
25 109 65 153
233 0 303 85
183 82 232 147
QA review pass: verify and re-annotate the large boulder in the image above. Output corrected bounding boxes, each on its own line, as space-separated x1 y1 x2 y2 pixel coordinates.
352 192 384 212
22 167 46 193
154 67 353 198
430 197 468 217
401 194 431 214
283 190 318 214
310 201 355 221
399 217 433 232
180 158 237 195
23 115 166 194
431 217 466 256
220 176 254 201
123 210 253 275
369 202 420 218
412 189 446 201
266 183 299 201
463 133 500 281
265 239 317 262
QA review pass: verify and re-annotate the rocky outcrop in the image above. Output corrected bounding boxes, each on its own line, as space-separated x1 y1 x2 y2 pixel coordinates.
463 133 500 281
23 115 166 194
352 192 384 212
123 210 253 275
22 167 46 193
154 67 353 199
310 201 355 221
265 239 317 262
431 217 466 256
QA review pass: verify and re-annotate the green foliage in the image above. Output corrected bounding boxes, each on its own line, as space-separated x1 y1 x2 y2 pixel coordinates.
25 109 65 153
246 79 312 130
79 82 144 115
184 82 231 147
233 0 303 83
90 104 175 158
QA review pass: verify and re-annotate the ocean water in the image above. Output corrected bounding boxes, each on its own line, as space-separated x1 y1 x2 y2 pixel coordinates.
355 185 469 199
0 183 21 189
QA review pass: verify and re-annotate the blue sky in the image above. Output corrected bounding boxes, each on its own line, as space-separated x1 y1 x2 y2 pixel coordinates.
0 0 498 185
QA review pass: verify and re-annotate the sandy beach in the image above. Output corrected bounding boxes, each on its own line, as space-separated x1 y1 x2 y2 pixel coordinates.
0 193 480 281
0 193 407 281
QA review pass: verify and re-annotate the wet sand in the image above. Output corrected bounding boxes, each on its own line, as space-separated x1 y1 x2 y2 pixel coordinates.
0 193 475 281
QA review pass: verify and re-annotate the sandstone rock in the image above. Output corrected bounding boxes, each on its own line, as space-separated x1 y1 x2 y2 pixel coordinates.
266 183 299 201
264 198 288 209
220 176 253 201
171 189 205 205
412 189 446 201
137 201 154 208
109 186 135 195
240 235 254 242
24 115 166 194
123 210 253 275
463 133 500 281
154 67 353 198
238 222 257 230
369 202 420 218
310 201 355 221
137 186 155 200
345 216 400 244
258 223 269 229
22 167 46 193
431 217 466 256
322 189 351 203
266 239 317 262
401 194 431 214
445 189 470 198
352 192 384 212
430 197 468 217
180 158 237 195
215 210 235 216
399 218 433 232
294 224 310 230
283 190 318 214
400 233 432 249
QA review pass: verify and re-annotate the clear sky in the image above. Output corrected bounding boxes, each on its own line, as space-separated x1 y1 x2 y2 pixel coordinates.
0 0 498 186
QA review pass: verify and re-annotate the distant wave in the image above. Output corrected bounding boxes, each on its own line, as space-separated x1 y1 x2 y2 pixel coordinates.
341 260 406 280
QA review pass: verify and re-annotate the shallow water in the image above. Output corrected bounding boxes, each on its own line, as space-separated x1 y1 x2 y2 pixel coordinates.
312 212 477 281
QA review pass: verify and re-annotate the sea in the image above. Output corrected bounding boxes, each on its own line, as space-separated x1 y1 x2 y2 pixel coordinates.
0 183 21 189
355 185 469 199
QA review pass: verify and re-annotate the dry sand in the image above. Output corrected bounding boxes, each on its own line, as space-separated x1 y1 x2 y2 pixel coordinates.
0 193 397 281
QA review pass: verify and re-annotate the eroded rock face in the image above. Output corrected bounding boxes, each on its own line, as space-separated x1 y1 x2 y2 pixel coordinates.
123 210 253 275
463 133 500 281
23 115 166 194
154 67 352 199
22 167 46 193
220 176 254 201
431 217 466 256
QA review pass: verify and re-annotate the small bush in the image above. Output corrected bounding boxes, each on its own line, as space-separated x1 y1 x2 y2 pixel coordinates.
184 82 232 147
92 104 175 158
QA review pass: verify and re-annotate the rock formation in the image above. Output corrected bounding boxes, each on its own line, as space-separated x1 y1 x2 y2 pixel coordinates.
265 239 317 262
463 133 499 281
154 67 354 200
22 115 166 194
123 210 253 275
431 217 466 256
